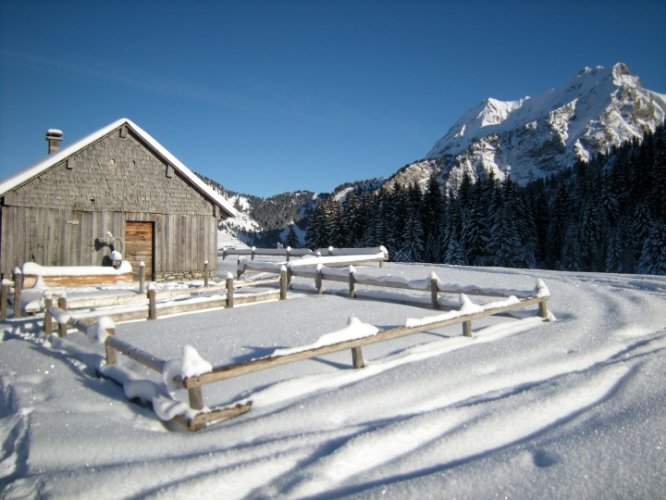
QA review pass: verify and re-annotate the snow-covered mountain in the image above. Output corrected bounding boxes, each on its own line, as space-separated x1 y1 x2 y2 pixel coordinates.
211 62 666 247
423 62 666 189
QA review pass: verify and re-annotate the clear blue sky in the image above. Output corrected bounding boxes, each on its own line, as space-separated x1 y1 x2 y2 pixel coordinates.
1 0 665 197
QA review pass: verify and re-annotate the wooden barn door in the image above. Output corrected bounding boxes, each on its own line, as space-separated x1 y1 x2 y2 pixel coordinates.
125 221 154 280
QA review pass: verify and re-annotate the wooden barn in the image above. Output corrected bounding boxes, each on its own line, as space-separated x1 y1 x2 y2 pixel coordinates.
0 118 236 281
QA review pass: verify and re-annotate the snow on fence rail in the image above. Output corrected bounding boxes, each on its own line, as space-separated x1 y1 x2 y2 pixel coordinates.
101 283 552 431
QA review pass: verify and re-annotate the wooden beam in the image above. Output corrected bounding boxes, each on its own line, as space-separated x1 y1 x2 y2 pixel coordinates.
13 270 23 318
0 281 9 320
105 336 166 373
43 297 53 336
280 267 288 300
351 346 365 368
148 288 157 320
226 275 234 308
463 320 473 337
188 386 205 410
57 296 68 337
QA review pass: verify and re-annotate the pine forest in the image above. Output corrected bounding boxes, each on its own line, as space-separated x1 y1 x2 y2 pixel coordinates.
305 123 666 275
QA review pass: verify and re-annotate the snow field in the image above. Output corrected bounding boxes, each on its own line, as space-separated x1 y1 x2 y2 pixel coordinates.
1 262 665 498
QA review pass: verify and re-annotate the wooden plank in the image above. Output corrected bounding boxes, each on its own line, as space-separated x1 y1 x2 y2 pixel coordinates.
155 296 226 316
106 335 166 372
179 401 253 431
234 290 281 306
23 273 134 288
66 293 147 309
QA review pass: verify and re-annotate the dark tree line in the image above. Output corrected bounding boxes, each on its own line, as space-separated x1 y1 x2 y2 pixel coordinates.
305 122 666 275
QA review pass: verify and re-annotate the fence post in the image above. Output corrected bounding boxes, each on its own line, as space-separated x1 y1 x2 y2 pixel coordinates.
430 272 440 310
251 246 256 261
105 340 117 365
12 269 23 318
535 280 551 320
43 296 53 336
315 264 324 294
0 280 8 320
226 274 234 308
348 265 356 298
538 299 550 320
139 261 145 293
286 246 291 262
148 286 157 320
204 260 209 287
188 385 205 410
57 296 68 337
279 266 288 300
463 320 473 337
351 346 365 368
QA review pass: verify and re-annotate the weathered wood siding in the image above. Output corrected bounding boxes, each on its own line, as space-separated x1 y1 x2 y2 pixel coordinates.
0 125 220 278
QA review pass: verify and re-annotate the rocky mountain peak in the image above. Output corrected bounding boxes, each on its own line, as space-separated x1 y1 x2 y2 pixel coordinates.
424 62 666 190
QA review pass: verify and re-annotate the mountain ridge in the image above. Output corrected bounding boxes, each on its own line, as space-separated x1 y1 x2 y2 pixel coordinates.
423 62 666 189
207 62 666 247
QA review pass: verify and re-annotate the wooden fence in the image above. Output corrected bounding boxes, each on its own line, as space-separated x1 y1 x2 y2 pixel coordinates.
101 275 551 431
222 245 388 261
237 247 389 278
221 246 314 261
38 275 283 329
14 258 552 431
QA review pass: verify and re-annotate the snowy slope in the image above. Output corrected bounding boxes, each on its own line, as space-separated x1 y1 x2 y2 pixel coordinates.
424 63 666 189
1 262 665 498
217 193 260 248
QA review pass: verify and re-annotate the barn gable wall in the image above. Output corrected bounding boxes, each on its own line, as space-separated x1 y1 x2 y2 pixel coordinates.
4 126 215 216
1 125 220 278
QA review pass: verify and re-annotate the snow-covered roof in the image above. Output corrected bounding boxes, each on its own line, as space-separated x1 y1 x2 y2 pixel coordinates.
0 118 237 218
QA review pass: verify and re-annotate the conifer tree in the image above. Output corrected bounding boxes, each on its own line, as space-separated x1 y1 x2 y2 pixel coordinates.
399 185 425 262
422 173 445 262
637 221 666 275
286 224 300 248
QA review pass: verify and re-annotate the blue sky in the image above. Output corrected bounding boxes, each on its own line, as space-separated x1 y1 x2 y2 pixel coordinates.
1 0 665 197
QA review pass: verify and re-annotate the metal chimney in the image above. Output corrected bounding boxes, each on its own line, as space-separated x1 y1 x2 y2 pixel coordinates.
46 129 63 154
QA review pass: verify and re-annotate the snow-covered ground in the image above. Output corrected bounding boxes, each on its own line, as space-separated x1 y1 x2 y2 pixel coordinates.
1 261 665 498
